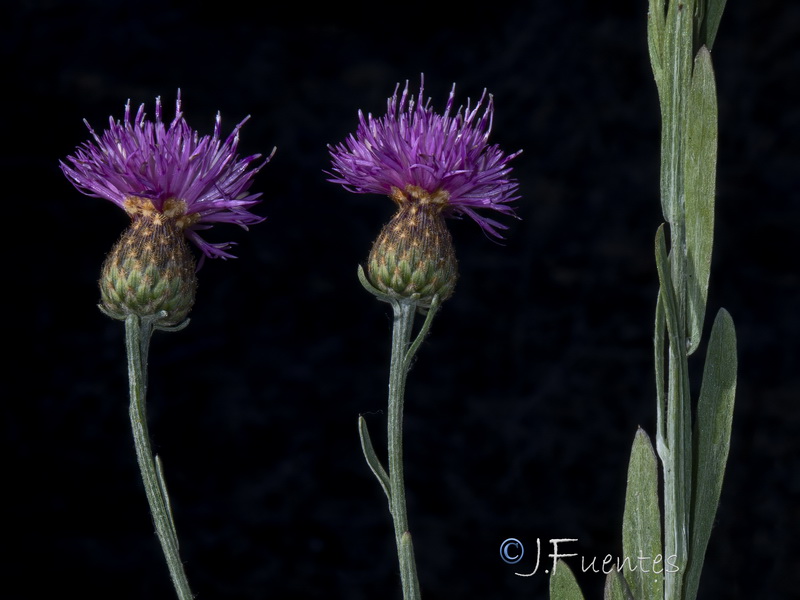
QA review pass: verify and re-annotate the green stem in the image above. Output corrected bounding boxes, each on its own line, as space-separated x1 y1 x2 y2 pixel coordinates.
125 315 194 600
387 300 422 600
664 333 690 600
655 226 691 600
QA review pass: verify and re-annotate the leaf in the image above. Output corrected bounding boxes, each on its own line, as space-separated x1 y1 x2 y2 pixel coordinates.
699 0 727 50
357 264 397 306
648 0 666 88
684 46 718 355
683 308 737 600
549 560 585 600
654 225 680 350
155 455 179 551
654 293 667 450
604 569 635 600
400 532 421 600
659 0 693 225
622 429 664 600
358 416 391 502
404 293 440 368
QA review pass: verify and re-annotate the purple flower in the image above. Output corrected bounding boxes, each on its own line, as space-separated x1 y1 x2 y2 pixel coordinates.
328 78 521 238
61 92 271 259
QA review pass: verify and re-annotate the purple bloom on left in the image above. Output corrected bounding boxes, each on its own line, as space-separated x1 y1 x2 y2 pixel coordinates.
60 92 271 259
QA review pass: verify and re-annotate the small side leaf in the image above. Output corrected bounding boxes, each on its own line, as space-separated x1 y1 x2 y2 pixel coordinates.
549 560 585 600
654 292 667 454
604 569 635 600
683 308 737 600
400 532 421 600
357 264 397 306
403 293 441 368
647 0 666 88
358 416 392 502
622 428 664 600
699 0 728 50
655 225 681 350
154 454 179 551
659 0 693 225
684 46 718 355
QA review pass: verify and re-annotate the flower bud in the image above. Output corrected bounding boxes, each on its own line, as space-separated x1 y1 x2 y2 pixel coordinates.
367 186 458 305
99 199 197 325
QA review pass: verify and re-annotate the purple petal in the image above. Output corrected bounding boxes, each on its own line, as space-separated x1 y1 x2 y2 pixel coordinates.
328 77 521 237
61 93 272 258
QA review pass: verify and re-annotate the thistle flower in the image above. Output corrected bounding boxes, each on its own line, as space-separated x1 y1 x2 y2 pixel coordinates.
328 77 521 239
328 78 520 304
62 93 270 324
61 92 270 260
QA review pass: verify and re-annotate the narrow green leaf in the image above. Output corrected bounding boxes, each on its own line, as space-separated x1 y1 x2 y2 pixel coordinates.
358 416 392 502
683 308 737 600
604 569 635 600
549 560 585 600
357 264 397 306
699 0 727 50
655 225 680 349
654 293 667 451
647 0 666 88
155 455 180 551
403 293 440 368
622 428 664 600
684 46 718 355
659 0 694 225
400 532 421 600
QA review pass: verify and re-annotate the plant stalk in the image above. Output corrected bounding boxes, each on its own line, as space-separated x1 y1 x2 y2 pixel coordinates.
387 300 422 600
125 315 194 600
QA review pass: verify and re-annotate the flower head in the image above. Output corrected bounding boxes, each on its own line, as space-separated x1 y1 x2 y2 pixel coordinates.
328 78 521 238
61 92 271 259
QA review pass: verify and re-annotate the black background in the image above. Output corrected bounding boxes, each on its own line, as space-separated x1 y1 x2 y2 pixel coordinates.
5 1 798 598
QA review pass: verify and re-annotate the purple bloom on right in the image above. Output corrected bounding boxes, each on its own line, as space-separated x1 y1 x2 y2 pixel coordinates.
328 78 521 238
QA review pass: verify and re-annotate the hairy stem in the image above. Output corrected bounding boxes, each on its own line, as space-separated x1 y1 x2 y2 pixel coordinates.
387 300 422 600
125 315 194 600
